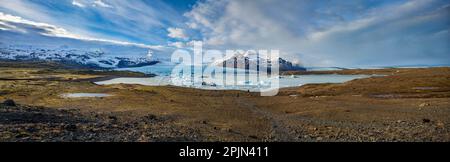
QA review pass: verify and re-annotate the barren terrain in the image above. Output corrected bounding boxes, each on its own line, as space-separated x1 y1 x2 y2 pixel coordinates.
1 61 449 142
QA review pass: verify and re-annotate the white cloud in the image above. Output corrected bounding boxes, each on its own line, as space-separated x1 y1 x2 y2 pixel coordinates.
184 0 450 67
168 41 185 48
0 0 54 23
71 0 113 9
72 0 85 8
0 12 163 50
0 0 186 52
167 27 188 39
93 0 113 8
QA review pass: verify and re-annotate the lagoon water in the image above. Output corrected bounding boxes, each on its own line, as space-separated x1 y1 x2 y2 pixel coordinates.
61 93 112 98
95 64 373 92
96 77 170 86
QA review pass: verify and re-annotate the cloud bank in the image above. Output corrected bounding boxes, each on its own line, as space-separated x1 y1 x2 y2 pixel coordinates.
0 12 163 50
184 0 450 67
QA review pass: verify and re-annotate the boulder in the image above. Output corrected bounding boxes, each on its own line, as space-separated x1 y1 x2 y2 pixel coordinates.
3 99 16 106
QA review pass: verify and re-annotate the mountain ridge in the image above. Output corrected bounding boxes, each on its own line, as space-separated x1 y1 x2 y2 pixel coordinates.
0 45 159 69
214 52 306 71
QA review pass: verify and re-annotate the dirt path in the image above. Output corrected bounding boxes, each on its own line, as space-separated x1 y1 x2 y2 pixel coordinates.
236 98 297 141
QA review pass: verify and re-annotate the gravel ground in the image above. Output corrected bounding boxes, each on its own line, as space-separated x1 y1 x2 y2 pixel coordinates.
0 103 202 142
1 66 449 142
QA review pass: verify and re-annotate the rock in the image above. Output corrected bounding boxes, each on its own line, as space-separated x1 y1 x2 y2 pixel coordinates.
419 103 430 107
422 118 431 123
284 111 293 114
144 114 157 121
26 127 38 133
248 135 258 139
108 116 118 121
15 132 30 138
3 99 16 106
64 124 77 131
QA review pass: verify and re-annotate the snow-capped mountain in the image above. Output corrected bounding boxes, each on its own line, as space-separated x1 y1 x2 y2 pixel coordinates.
0 45 159 68
0 19 173 69
213 51 306 71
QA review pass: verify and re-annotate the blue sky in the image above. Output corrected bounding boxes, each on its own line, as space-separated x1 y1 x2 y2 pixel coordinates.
0 0 449 67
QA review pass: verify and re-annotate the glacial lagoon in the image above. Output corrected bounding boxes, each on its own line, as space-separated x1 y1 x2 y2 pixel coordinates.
94 64 375 92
